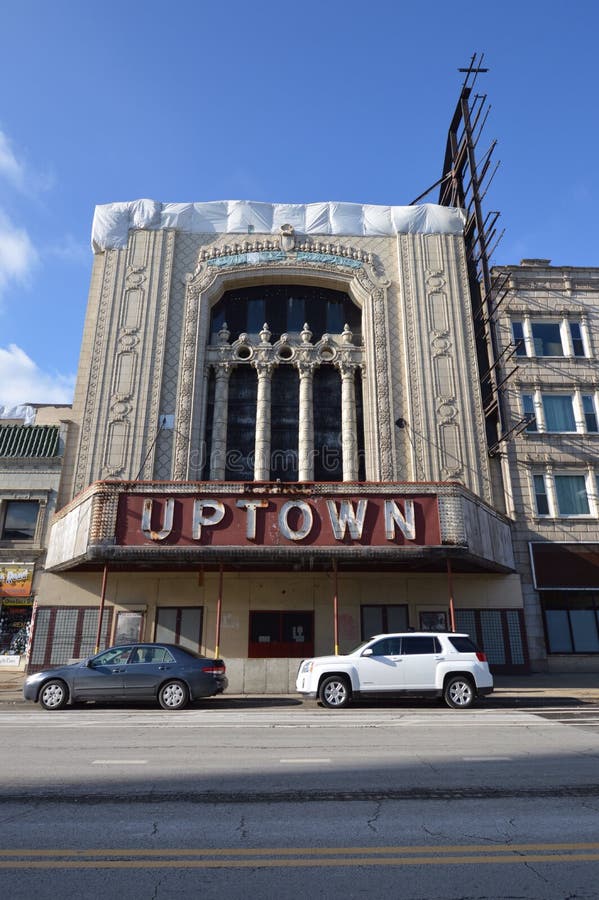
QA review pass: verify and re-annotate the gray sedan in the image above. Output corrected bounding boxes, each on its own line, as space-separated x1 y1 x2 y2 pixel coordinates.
23 643 228 711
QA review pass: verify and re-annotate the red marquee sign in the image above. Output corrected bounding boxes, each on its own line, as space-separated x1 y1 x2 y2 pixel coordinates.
115 493 440 548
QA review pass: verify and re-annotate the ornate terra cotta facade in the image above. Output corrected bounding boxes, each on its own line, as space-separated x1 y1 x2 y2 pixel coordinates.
34 203 531 686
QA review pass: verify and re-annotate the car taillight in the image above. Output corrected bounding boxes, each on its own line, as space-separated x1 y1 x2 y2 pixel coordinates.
476 651 487 662
202 665 226 675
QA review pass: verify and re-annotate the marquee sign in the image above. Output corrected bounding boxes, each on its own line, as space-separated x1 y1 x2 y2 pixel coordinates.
116 493 440 548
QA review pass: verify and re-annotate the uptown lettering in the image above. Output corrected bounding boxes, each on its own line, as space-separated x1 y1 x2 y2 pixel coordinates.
140 497 416 543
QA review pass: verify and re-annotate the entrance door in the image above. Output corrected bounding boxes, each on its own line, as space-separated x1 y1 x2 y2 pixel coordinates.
154 607 203 653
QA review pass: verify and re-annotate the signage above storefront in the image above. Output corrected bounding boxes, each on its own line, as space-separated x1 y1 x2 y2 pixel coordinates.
0 564 34 598
116 493 441 548
530 542 599 590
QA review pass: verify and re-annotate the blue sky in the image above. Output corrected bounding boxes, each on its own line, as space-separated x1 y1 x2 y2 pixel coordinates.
0 0 598 407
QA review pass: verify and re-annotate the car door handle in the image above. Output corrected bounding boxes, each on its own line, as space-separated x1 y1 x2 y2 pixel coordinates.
158 665 168 670
435 656 446 661
390 656 402 661
111 667 125 673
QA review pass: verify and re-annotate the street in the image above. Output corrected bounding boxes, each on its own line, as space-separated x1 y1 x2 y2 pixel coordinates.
1 701 599 898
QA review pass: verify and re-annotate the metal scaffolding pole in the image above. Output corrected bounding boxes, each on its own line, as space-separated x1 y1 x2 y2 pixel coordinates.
215 564 224 658
94 564 109 654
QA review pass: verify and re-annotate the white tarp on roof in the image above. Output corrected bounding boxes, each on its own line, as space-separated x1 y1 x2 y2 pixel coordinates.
0 405 35 425
91 199 465 252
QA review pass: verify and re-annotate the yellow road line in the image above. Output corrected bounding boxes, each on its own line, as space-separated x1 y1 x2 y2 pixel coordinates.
0 854 599 869
1 842 599 857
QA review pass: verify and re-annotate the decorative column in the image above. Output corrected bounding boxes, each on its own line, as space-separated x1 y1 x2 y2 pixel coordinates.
339 361 358 482
573 389 585 434
544 464 557 518
209 362 232 480
297 361 315 481
532 386 544 433
562 316 575 357
253 362 274 481
522 313 534 357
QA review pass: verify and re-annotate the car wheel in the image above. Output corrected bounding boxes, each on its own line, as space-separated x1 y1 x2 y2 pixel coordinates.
158 680 189 710
444 675 475 709
319 675 351 709
39 679 68 711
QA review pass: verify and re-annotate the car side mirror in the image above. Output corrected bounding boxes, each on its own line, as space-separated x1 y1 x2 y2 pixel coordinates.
86 659 95 668
361 648 373 657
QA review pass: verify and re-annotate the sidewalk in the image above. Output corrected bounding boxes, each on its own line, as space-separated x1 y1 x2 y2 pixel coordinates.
1 669 598 707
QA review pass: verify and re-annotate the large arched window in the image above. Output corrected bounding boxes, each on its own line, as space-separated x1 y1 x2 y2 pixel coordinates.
210 284 361 343
202 282 365 483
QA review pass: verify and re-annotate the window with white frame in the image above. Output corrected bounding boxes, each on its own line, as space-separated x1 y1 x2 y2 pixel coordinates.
533 471 592 517
521 391 598 434
542 395 576 432
555 474 591 515
533 474 550 515
582 395 599 432
511 318 588 358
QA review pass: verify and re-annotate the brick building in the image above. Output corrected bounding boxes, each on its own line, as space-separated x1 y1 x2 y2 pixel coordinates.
494 260 599 669
0 404 71 669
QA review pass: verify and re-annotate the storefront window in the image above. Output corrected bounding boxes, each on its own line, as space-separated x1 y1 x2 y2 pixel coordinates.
0 604 31 654
155 607 203 653
249 610 313 658
114 611 144 645
28 606 113 672
542 593 599 653
361 604 408 639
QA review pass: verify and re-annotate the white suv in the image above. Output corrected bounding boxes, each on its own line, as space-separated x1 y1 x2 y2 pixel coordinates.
296 632 493 709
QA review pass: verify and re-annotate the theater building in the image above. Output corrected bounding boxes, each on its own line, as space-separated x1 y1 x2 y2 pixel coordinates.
29 197 530 688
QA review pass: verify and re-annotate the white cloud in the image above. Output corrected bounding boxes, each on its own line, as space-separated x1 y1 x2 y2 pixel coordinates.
0 127 54 195
0 130 25 189
45 233 89 265
0 209 38 299
0 344 75 406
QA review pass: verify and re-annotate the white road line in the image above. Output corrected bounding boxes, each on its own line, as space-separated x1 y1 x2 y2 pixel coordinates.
91 760 148 765
462 756 512 761
279 758 331 764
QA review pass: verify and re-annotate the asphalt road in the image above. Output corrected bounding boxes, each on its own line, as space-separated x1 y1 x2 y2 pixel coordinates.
1 701 599 898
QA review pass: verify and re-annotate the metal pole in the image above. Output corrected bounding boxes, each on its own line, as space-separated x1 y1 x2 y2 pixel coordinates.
94 564 109 653
447 559 456 632
215 564 223 658
333 559 339 655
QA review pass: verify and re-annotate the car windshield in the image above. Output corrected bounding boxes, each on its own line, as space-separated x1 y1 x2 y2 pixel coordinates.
346 640 373 655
